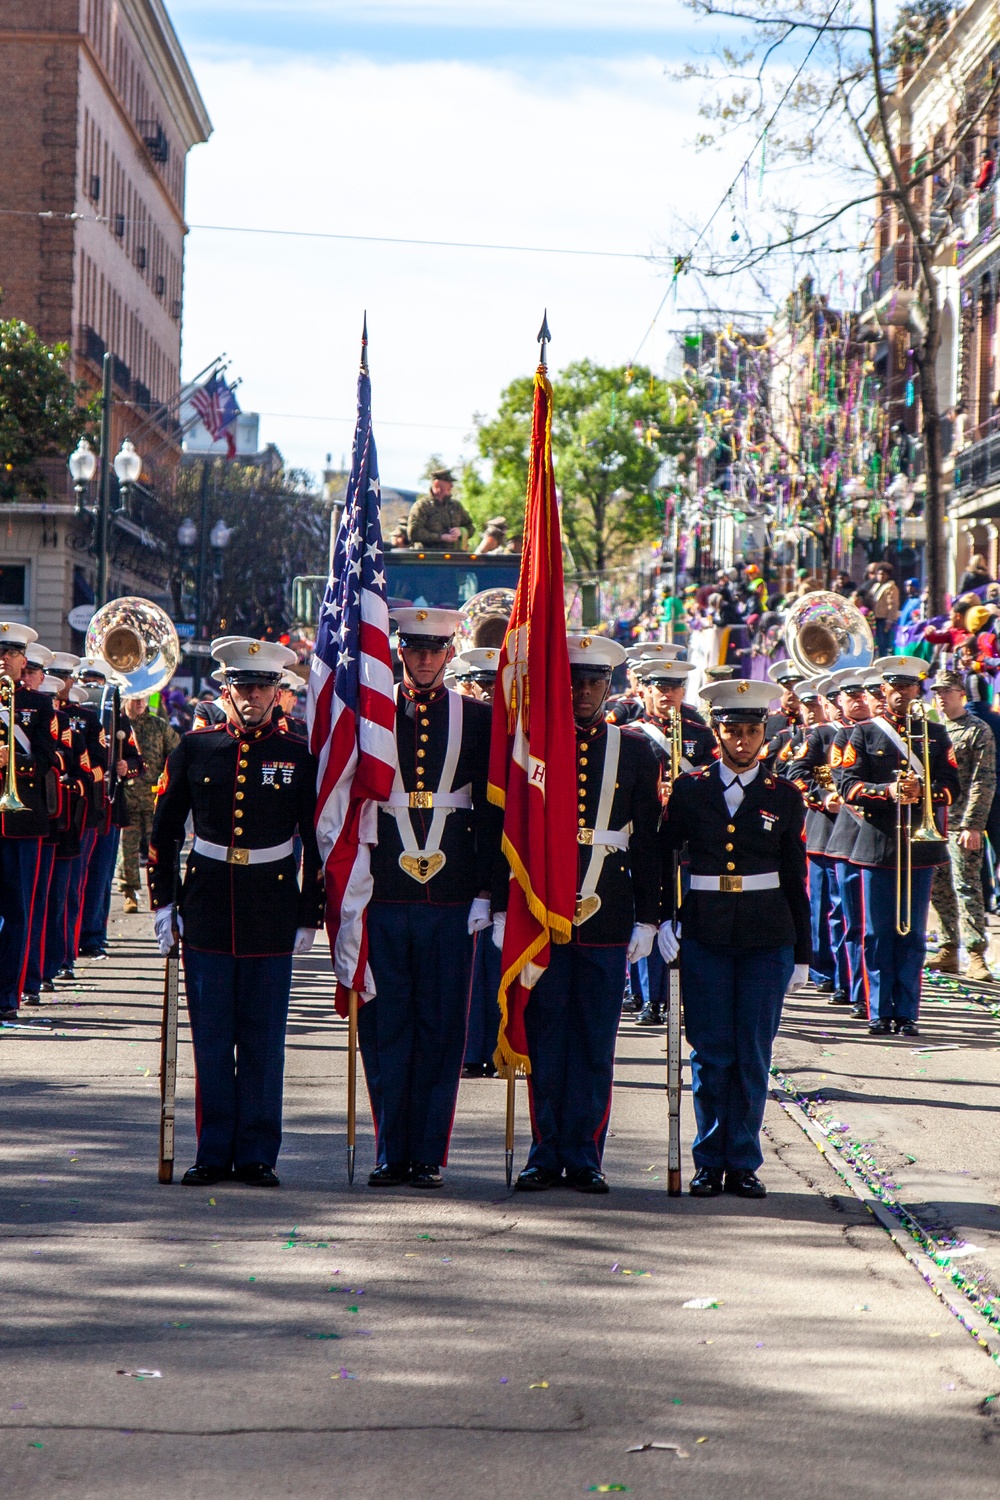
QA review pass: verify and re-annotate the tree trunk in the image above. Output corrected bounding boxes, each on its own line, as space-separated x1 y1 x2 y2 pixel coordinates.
917 294 946 616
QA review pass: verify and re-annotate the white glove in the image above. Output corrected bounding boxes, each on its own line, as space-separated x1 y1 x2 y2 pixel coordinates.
492 911 506 949
626 923 657 963
153 905 178 956
657 920 680 964
467 897 492 935
293 928 316 957
788 964 810 992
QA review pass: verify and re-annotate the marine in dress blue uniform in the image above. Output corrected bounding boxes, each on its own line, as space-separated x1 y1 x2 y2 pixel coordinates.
821 668 876 1019
838 656 960 1036
762 659 807 757
58 662 107 977
786 676 842 993
629 656 716 1025
149 637 324 1186
0 622 60 1020
660 678 811 1199
361 608 503 1190
455 647 504 1078
510 633 662 1194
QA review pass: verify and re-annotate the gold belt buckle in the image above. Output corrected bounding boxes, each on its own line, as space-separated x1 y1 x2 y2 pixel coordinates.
719 874 742 893
409 790 433 809
577 828 595 846
226 846 250 866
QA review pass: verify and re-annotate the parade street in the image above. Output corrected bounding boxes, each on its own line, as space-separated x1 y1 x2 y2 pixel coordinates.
1 905 998 1500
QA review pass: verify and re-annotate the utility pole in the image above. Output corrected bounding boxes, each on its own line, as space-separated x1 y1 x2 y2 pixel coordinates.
96 352 113 607
193 458 211 694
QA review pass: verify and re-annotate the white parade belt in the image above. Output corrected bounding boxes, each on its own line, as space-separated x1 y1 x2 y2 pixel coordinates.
386 688 468 884
192 836 294 867
690 871 780 893
574 725 625 926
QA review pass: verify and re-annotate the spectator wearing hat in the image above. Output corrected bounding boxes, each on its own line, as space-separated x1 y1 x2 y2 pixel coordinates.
507 633 661 1194
839 656 960 1035
0 623 60 1020
406 469 475 548
923 598 978 656
149 637 324 1187
361 607 502 1190
928 671 996 982
659 678 810 1198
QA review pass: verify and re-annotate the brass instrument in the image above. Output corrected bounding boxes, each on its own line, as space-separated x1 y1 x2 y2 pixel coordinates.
814 763 835 793
783 591 874 678
663 704 683 792
0 674 28 814
895 699 946 935
453 587 515 653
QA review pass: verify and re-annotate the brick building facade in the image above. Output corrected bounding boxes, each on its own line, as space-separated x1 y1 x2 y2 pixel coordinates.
0 0 210 646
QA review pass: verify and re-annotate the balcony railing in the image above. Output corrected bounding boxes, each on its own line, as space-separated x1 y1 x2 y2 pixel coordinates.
954 424 1000 493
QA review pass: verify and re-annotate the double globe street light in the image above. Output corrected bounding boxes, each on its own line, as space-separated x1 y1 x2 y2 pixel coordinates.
69 434 146 606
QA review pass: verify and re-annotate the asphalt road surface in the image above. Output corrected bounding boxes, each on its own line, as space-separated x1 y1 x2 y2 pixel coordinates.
1 900 998 1499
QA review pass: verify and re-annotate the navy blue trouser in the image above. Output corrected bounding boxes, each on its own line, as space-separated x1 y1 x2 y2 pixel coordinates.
862 865 934 1021
807 853 840 986
0 838 41 1009
44 859 74 980
24 843 55 994
66 828 97 963
465 927 502 1068
680 938 793 1172
835 861 865 1011
638 944 669 1008
182 947 294 1169
360 902 473 1168
524 942 627 1174
79 827 120 952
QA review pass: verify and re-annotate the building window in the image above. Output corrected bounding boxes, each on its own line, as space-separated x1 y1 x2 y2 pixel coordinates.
89 174 101 202
135 246 147 270
155 274 165 296
0 565 27 608
114 213 125 239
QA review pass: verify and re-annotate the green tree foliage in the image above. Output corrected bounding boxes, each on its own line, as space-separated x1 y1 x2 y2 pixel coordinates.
0 307 94 499
465 361 701 575
166 450 327 638
888 0 951 68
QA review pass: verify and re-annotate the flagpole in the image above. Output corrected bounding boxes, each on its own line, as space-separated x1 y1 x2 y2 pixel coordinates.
537 309 551 368
505 1070 516 1188
347 987 358 1185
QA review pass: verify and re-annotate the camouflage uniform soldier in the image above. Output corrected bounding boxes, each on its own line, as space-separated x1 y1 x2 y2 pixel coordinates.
117 698 179 913
929 670 997 981
406 468 475 547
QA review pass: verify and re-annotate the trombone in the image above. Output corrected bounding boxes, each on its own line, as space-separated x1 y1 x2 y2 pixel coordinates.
895 699 946 935
0 674 28 815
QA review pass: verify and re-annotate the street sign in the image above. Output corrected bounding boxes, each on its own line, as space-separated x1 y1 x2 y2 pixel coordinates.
67 605 95 632
183 641 213 657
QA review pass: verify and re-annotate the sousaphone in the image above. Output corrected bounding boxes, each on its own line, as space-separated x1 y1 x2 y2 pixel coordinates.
783 591 874 677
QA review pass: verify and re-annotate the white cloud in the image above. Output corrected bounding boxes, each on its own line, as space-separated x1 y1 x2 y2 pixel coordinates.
181 51 746 488
176 0 693 30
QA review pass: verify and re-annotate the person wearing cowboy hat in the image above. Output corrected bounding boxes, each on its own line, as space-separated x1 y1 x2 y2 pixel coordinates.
659 678 811 1198
148 637 325 1187
405 467 475 548
504 633 661 1195
0 622 61 1020
838 657 960 1036
360 607 502 1190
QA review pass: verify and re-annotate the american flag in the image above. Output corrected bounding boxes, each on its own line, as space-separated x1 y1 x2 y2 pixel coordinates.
191 372 241 458
306 356 396 1013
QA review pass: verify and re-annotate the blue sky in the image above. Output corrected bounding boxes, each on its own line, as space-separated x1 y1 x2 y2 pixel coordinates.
167 2 785 489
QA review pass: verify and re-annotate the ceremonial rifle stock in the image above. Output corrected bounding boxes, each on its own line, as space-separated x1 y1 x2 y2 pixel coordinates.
347 987 358 1185
158 912 179 1184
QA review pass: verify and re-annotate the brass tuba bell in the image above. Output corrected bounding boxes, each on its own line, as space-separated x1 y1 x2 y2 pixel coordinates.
84 597 181 700
783 591 874 678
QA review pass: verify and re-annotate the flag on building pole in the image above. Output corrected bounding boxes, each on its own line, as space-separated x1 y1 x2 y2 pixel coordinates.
191 371 241 457
307 320 396 1017
487 315 577 1073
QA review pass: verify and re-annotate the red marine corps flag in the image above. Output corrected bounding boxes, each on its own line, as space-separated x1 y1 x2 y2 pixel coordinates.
488 315 577 1076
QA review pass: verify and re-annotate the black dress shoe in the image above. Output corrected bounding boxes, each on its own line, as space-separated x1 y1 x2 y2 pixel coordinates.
813 978 835 993
689 1167 724 1197
79 947 107 960
636 1004 662 1026
409 1163 443 1188
0 1008 18 1023
22 993 40 1007
368 1162 410 1187
235 1162 280 1187
894 1019 919 1037
725 1169 767 1198
57 967 75 981
461 1063 486 1078
568 1166 609 1194
181 1164 232 1186
828 991 850 1005
851 1004 867 1020
40 979 55 993
868 1019 892 1036
514 1165 562 1192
